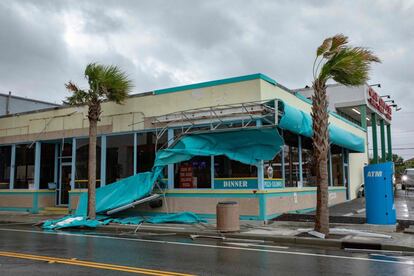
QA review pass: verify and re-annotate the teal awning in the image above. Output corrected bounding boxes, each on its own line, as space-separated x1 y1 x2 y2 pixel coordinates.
155 127 284 167
278 102 365 152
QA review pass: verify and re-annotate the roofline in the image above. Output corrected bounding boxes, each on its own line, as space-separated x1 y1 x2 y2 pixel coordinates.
0 73 280 119
0 92 61 107
153 73 277 95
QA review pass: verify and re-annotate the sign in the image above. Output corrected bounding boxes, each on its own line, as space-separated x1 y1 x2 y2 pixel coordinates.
367 87 392 121
214 178 284 189
179 164 194 188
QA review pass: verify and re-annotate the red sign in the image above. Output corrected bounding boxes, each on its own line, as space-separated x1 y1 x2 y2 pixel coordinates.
179 164 194 188
367 87 392 121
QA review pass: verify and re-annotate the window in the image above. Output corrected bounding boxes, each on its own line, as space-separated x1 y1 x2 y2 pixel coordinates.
174 156 211 188
14 144 35 189
283 132 299 187
214 156 257 178
40 143 56 189
136 132 168 175
264 153 283 179
301 136 317 187
0 146 11 189
106 134 134 184
331 146 344 186
75 138 101 189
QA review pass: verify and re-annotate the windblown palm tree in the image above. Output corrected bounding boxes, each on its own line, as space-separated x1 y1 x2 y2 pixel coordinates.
312 34 380 235
66 63 133 219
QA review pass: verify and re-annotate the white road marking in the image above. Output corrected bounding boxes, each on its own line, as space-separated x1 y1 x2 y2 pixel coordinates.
343 213 354 217
0 228 413 266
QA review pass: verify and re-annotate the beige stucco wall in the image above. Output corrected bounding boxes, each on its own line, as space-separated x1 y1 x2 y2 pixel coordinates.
0 79 261 143
266 189 346 215
0 194 33 208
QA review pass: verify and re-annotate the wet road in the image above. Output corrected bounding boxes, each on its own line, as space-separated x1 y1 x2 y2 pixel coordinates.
0 223 413 275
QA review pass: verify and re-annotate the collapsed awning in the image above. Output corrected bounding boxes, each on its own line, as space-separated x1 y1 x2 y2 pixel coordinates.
278 102 365 153
75 170 162 217
154 127 284 167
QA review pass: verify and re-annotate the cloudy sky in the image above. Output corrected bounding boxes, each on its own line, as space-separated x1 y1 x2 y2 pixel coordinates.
0 0 413 158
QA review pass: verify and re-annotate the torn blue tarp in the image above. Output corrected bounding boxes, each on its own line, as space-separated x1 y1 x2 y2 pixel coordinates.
278 102 365 152
75 169 163 216
42 212 205 229
154 127 284 167
42 215 110 230
146 212 207 224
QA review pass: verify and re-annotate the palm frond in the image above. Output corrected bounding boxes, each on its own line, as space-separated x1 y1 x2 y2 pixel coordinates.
316 38 332 57
65 81 88 105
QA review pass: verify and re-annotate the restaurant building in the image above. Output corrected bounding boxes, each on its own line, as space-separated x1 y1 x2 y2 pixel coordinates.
0 73 392 221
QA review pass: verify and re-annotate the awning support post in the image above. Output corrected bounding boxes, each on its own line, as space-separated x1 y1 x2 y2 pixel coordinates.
256 119 265 190
380 119 386 163
386 124 392 161
167 128 174 189
34 141 41 190
371 113 378 164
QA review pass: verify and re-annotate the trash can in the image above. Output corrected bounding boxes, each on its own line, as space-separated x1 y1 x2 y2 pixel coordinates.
216 201 240 232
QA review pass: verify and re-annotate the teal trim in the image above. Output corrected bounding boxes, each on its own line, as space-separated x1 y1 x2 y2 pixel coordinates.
288 207 316 214
295 92 312 104
165 192 261 198
259 194 267 220
32 192 39 214
0 191 39 195
0 207 32 212
154 73 277 95
265 213 281 220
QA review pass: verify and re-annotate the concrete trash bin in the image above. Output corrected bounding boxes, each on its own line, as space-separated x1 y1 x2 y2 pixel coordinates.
216 201 240 232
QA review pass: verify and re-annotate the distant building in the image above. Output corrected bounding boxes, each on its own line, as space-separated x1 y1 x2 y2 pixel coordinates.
0 92 60 116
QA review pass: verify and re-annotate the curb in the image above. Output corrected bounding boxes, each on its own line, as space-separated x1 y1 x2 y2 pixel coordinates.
99 223 414 253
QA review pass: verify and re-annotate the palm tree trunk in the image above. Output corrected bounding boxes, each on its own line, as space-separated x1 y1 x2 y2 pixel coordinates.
311 80 330 235
87 102 100 220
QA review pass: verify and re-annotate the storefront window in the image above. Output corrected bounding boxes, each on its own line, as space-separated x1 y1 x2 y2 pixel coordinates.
106 134 134 184
75 138 101 189
264 153 283 179
283 132 299 187
301 137 317 187
214 156 257 178
331 146 344 186
40 143 56 189
14 144 35 189
174 156 211 188
0 146 11 189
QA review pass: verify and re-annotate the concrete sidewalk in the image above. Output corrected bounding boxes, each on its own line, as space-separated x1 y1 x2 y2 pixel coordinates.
306 190 414 221
1 211 414 253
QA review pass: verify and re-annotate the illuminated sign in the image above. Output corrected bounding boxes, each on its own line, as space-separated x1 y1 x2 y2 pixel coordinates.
367 87 392 121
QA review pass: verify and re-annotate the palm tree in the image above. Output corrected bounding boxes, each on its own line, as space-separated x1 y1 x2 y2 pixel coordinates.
312 34 380 235
65 63 133 219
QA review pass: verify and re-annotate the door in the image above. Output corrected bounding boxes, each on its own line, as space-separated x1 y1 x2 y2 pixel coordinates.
58 163 72 205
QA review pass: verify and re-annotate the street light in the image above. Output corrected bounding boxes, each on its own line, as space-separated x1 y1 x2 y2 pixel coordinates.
369 83 381 88
380 95 390 99
385 100 394 103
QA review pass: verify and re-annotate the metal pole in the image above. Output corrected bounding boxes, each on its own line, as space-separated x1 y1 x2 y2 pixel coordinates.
380 119 386 162
360 105 367 130
34 141 41 190
100 135 106 186
10 144 16 189
298 135 303 188
371 113 378 164
133 133 137 175
167 128 174 189
386 124 392 161
70 138 76 190
256 119 264 190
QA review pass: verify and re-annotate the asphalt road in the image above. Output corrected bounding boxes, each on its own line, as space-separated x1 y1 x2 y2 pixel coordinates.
0 223 413 275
